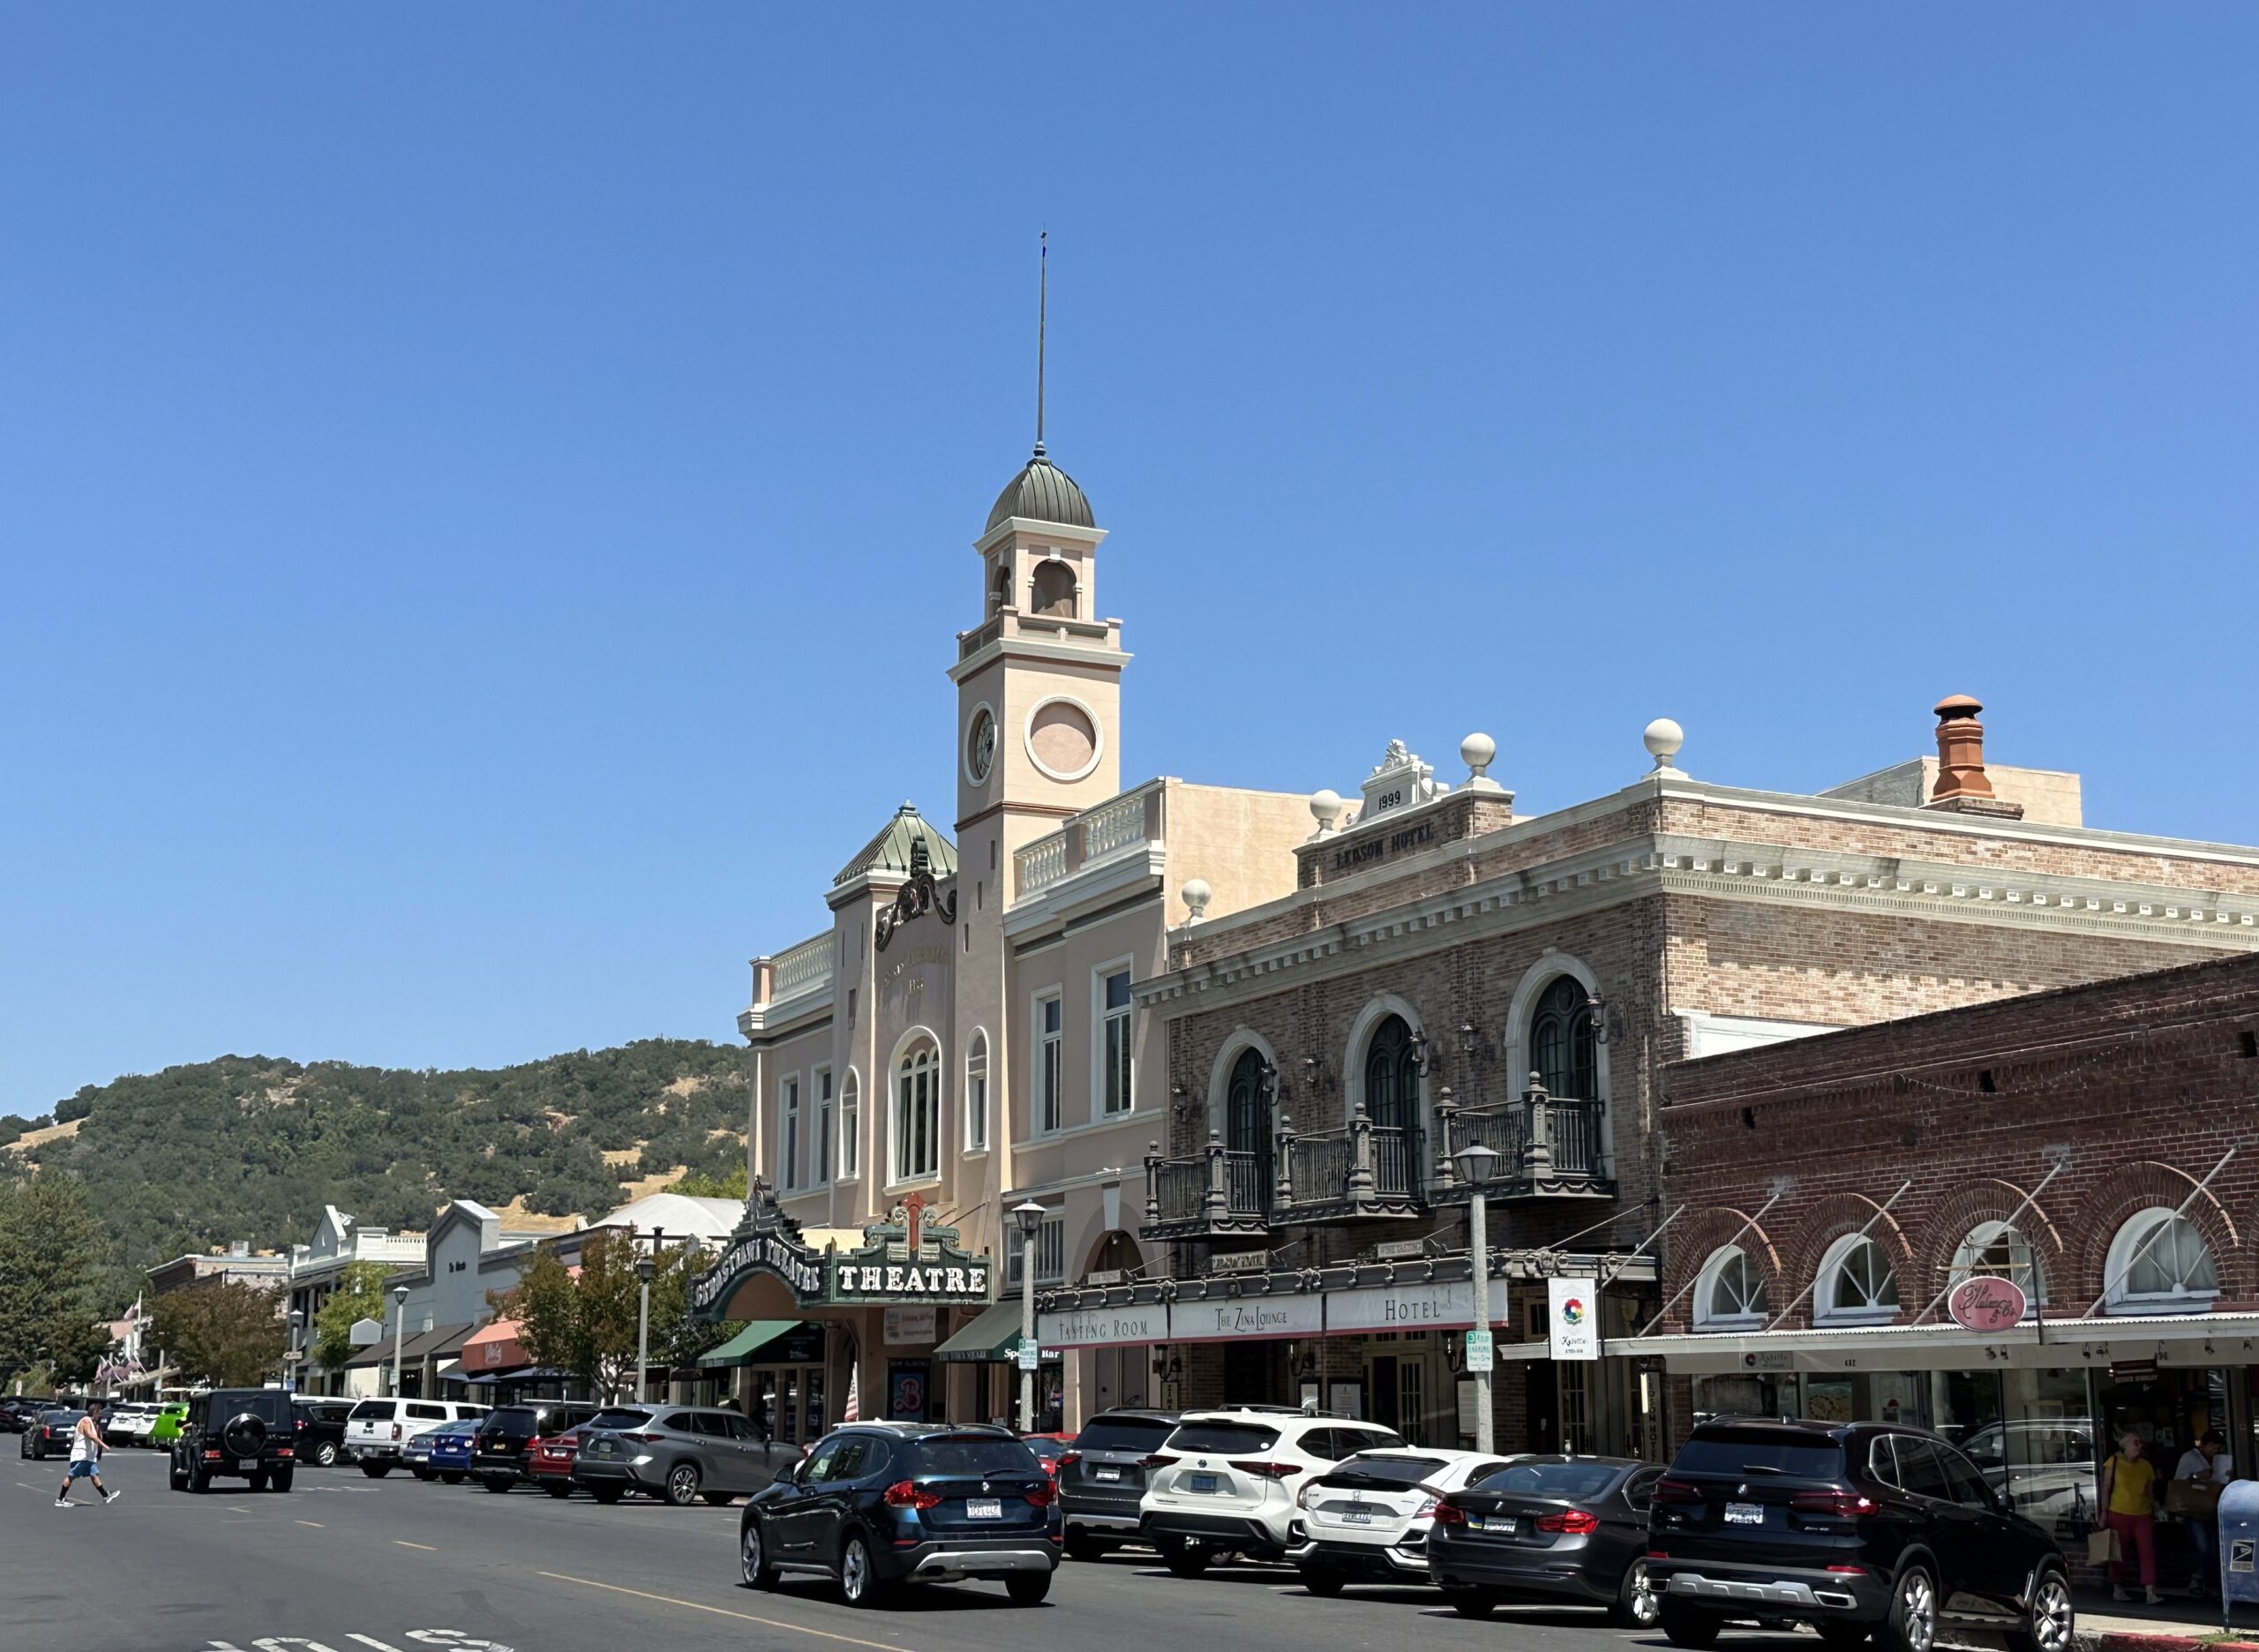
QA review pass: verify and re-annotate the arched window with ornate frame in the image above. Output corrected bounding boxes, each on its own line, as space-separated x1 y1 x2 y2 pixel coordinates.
1693 1245 1769 1331
893 1039 941 1184
1529 977 1597 1100
2104 1208 2218 1314
1812 1234 1900 1326
1948 1221 2044 1310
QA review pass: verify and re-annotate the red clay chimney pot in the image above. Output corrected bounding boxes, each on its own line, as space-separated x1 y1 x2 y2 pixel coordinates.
1929 693 1996 802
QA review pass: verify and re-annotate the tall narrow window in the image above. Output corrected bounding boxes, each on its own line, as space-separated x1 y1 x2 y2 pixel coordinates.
1099 970 1134 1115
814 1068 833 1189
780 1076 801 1192
838 1070 860 1181
1530 977 1598 1100
894 1042 940 1183
1037 994 1063 1133
965 1032 990 1151
1363 1014 1416 1129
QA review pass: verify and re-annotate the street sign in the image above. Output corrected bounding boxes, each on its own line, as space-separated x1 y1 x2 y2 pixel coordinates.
1549 1277 1599 1362
1015 1345 1040 1371
1464 1329 1494 1372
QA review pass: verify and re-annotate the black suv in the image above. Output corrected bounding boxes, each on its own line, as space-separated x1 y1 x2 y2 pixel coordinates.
1055 1408 1178 1560
471 1401 603 1492
169 1389 300 1494
1647 1418 2071 1652
739 1423 1062 1607
292 1397 356 1467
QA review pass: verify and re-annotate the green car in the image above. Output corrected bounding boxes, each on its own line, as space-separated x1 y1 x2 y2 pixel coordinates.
146 1402 189 1448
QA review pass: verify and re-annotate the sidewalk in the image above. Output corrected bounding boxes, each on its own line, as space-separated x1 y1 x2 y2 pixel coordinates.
2073 1586 2259 1652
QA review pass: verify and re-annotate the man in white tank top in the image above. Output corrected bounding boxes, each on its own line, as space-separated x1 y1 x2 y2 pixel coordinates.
55 1397 119 1507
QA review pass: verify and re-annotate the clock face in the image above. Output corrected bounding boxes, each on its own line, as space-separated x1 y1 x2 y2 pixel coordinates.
966 709 996 783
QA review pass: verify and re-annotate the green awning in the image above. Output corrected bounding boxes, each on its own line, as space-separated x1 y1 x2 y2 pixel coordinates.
934 1300 1060 1364
695 1320 820 1369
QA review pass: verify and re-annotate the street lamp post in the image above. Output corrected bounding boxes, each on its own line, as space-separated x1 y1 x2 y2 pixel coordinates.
390 1286 409 1399
635 1245 657 1406
1452 1141 1499 1453
285 1308 305 1397
1012 1202 1046 1434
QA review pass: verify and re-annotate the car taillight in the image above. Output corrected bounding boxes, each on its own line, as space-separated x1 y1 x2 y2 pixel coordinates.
1026 1483 1057 1507
1431 1502 1469 1526
1139 1452 1178 1469
296 1418 306 1431
203 1450 222 1460
1652 1477 1707 1505
882 1480 943 1511
1536 1509 1600 1535
1414 1495 1439 1519
1228 1460 1302 1479
1056 1451 1082 1470
1792 1491 1880 1518
275 1447 294 1459
624 1432 664 1444
391 1423 402 1441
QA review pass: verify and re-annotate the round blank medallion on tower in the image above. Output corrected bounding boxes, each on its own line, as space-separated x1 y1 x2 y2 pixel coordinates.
1024 695 1104 783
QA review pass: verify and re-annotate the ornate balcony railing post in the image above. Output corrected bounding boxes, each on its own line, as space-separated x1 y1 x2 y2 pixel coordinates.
1145 1141 1161 1227
1347 1100 1377 1202
1204 1129 1228 1220
1432 1085 1460 1190
1274 1115 1297 1211
1520 1072 1555 1183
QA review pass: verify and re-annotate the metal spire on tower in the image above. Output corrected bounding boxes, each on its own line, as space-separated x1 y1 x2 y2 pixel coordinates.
1036 230 1047 454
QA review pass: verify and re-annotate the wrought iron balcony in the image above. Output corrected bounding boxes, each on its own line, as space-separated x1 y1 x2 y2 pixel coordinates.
1141 1132 1272 1241
1431 1076 1613 1202
1271 1108 1428 1221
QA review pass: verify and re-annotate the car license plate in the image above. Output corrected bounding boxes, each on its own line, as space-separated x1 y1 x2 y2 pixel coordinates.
1725 1502 1764 1526
967 1498 1002 1520
237 1458 259 1472
1344 1506 1374 1525
1094 1467 1121 1482
1188 1472 1219 1493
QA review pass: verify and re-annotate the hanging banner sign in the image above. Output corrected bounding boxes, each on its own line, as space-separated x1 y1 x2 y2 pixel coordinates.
1038 1305 1167 1349
1947 1275 2028 1333
1549 1276 1599 1362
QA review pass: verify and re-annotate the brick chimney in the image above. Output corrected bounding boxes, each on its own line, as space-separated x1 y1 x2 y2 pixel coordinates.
1924 694 2023 818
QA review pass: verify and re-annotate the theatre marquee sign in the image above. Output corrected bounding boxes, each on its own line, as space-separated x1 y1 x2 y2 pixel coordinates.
692 1195 993 1319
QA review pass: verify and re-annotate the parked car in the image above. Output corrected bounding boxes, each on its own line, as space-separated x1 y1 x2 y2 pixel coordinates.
471 1401 604 1492
1055 1408 1180 1559
344 1397 486 1477
1290 1447 1523 1595
739 1423 1061 1606
1645 1418 2073 1652
572 1404 792 1507
528 1407 652 1498
1138 1408 1407 1573
0 1396 40 1433
1425 1454 1663 1625
424 1420 479 1483
168 1389 299 1494
20 1408 80 1460
101 1402 154 1444
146 1401 189 1449
292 1398 356 1467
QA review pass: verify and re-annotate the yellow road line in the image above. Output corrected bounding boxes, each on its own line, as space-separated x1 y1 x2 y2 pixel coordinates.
536 1570 914 1652
394 1540 437 1551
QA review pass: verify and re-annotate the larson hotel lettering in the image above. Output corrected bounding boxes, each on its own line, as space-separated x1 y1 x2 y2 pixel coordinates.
1332 816 1436 872
691 1191 993 1319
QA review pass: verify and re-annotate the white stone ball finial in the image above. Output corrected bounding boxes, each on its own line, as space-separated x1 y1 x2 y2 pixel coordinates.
1460 732 1504 792
1181 878 1212 925
1309 789 1344 836
1643 717 1686 775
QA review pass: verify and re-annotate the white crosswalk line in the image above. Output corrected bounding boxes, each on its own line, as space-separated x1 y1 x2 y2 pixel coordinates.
345 1636 406 1652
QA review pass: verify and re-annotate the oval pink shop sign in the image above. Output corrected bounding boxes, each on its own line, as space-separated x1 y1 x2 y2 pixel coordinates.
1948 1275 2029 1333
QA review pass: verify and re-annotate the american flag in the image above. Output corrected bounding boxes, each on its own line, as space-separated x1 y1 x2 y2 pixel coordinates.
841 1362 859 1423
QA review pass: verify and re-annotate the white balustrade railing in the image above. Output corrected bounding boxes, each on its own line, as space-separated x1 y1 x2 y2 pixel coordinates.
770 934 834 996
1079 791 1150 861
1017 835 1069 896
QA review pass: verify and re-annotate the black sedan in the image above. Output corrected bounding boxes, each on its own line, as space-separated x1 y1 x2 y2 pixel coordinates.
19 1408 83 1461
1427 1454 1665 1626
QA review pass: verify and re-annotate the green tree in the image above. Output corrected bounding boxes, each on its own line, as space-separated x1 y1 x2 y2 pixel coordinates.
151 1281 285 1387
505 1230 720 1400
672 1165 747 1199
311 1261 395 1371
0 1168 111 1386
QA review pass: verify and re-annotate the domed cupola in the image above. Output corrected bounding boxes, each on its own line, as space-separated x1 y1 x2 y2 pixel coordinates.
986 442 1096 532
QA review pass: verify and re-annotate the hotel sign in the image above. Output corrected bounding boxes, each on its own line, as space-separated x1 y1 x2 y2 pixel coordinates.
692 1195 993 1319
1326 1280 1512 1334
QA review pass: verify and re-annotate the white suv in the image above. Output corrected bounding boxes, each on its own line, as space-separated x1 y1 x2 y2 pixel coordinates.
1139 1408 1405 1573
1288 1447 1520 1592
345 1398 486 1477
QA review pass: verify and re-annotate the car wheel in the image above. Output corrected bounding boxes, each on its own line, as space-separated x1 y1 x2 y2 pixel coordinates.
312 1441 338 1467
544 1482 574 1498
591 1485 624 1505
189 1464 211 1496
1444 1586 1499 1619
1877 1566 1937 1652
1660 1598 1724 1648
1819 1624 1872 1649
1299 1566 1347 1597
272 1469 293 1494
840 1532 889 1608
1006 1573 1052 1605
740 1516 779 1589
1611 1558 1662 1629
169 1456 188 1492
1157 1537 1209 1577
1063 1530 1103 1562
2005 1566 2074 1652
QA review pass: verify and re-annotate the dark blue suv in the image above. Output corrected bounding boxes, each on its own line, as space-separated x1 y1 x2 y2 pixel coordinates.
739 1423 1062 1607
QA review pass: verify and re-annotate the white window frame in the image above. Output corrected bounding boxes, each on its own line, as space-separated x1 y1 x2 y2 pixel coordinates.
812 1065 833 1190
1005 1207 1068 1290
2105 1207 2219 1315
837 1068 860 1183
1949 1220 2044 1310
1812 1233 1899 1327
964 1030 990 1153
892 1040 942 1186
1093 960 1135 1119
779 1073 802 1193
1692 1244 1767 1332
1032 989 1064 1136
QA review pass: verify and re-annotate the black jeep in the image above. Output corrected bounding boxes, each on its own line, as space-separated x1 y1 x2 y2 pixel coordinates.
169 1389 299 1494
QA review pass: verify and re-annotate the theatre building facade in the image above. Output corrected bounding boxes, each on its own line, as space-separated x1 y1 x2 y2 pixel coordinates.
1642 950 2259 1573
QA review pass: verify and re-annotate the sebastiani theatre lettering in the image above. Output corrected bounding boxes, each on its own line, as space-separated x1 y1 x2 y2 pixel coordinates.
692 1196 994 1319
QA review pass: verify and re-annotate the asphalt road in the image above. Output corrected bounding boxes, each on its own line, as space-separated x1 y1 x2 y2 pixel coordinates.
5 1447 1802 1652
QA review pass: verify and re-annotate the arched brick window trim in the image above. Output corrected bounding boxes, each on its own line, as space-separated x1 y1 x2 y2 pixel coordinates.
2078 1163 2240 1308
1671 1207 1782 1332
1910 1179 2068 1303
1782 1195 1917 1330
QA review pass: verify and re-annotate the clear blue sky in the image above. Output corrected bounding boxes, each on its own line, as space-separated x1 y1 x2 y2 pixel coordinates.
5 7 2255 1116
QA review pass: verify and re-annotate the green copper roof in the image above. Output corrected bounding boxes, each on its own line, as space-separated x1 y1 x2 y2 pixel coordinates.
833 802 959 888
986 443 1095 532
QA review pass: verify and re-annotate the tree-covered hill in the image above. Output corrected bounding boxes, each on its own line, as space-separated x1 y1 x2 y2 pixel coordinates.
9 1040 749 1271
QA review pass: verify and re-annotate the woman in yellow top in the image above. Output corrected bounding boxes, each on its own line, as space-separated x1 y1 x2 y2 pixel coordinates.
2100 1430 2161 1603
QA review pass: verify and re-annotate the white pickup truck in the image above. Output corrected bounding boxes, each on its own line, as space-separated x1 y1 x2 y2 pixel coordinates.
345 1398 486 1477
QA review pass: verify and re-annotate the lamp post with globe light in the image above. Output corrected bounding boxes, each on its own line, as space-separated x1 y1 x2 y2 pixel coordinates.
1013 1202 1046 1433
1452 1141 1499 1452
389 1286 409 1398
